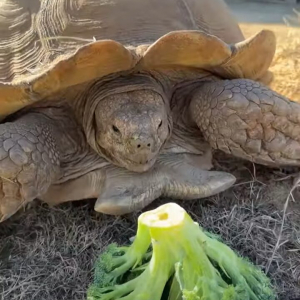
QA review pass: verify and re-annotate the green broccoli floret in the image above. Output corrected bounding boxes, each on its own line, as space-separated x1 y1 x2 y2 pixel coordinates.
87 203 276 300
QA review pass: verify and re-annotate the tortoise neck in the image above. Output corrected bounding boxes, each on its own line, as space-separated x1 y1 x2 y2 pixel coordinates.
170 79 205 129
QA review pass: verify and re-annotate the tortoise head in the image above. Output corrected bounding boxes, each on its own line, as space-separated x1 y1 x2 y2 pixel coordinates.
94 88 171 172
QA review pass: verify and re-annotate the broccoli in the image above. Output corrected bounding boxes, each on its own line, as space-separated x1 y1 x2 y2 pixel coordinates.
87 203 276 300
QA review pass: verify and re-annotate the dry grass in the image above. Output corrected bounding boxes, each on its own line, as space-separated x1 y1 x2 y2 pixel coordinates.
1 155 300 300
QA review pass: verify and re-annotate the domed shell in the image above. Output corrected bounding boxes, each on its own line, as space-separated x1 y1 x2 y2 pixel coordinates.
0 0 276 120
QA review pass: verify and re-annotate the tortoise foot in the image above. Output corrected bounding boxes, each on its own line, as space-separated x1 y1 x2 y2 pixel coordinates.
95 153 235 215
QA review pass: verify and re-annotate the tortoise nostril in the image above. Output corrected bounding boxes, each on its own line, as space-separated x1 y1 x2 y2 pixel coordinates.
158 120 162 129
133 138 153 150
112 125 120 134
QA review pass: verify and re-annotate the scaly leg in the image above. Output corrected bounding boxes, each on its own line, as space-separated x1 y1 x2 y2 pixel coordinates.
0 113 61 221
42 151 235 216
94 152 235 215
1 111 235 220
189 79 300 167
0 107 97 222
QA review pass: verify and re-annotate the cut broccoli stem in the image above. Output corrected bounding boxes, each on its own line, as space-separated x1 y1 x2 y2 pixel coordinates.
88 203 276 300
141 203 233 299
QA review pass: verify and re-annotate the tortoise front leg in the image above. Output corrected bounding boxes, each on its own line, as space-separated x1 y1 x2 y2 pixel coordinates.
189 79 300 167
94 152 235 215
0 107 95 222
0 113 61 221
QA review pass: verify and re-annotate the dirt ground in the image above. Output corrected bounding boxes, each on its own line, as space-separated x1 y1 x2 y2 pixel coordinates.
1 2 300 300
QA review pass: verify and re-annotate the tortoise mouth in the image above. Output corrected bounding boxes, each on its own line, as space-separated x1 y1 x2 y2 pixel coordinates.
121 155 157 173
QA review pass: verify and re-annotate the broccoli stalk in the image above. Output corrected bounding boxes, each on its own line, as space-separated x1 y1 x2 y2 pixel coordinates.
87 203 275 300
195 229 275 300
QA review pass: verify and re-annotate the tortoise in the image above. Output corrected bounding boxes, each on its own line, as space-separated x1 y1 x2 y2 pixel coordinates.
0 0 299 222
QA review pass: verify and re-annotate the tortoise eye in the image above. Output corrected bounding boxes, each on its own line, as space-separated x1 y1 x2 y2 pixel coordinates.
112 125 120 134
158 120 163 129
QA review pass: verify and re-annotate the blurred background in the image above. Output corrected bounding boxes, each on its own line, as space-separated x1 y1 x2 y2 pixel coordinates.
227 0 300 101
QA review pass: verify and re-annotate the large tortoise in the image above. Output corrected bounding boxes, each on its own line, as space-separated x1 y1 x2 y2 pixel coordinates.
0 0 299 222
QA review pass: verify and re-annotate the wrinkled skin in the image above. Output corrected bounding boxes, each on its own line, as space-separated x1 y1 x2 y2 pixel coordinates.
94 90 171 172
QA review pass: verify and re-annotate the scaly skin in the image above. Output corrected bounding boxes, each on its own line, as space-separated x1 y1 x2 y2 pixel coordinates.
189 79 300 167
0 107 109 221
72 73 172 173
0 113 61 221
0 105 235 221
